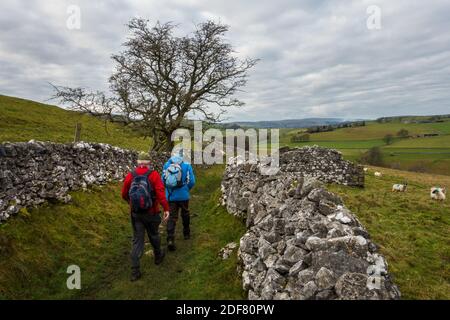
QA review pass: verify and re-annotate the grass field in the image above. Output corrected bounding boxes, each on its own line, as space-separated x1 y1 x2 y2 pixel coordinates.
0 95 150 151
283 121 450 141
0 165 245 299
385 136 450 148
328 167 450 299
0 94 448 300
1 95 245 299
281 121 450 175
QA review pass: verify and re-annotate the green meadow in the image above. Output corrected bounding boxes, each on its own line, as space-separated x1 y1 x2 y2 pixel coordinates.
281 121 450 175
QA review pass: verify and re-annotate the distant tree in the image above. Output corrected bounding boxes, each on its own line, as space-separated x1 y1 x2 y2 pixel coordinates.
430 116 439 121
360 147 384 166
51 18 257 151
397 128 409 138
225 123 242 130
383 134 394 145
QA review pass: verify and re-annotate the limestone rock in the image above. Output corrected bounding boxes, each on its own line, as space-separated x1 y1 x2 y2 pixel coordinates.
219 242 238 259
221 146 399 300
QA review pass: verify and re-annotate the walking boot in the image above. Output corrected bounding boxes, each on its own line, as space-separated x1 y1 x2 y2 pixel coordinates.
167 238 176 251
130 268 142 282
154 249 166 265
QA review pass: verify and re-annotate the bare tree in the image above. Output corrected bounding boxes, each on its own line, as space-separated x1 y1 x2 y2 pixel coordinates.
52 18 257 151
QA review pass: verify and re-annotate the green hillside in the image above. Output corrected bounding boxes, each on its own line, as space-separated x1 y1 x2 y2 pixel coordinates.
0 95 150 151
285 121 450 141
281 121 450 175
0 95 448 300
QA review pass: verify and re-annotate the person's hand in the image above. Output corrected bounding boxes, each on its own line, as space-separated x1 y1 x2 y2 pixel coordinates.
163 211 170 223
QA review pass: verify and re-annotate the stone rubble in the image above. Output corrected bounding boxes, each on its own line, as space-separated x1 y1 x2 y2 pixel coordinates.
221 146 400 300
219 242 238 260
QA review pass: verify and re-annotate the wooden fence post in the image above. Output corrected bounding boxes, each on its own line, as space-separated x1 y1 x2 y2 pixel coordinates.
74 123 82 142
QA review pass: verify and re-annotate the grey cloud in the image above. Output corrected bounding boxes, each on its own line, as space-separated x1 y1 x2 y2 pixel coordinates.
1 0 449 121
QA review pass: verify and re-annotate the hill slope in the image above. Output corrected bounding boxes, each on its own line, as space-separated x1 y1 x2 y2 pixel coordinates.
0 95 150 151
281 121 450 175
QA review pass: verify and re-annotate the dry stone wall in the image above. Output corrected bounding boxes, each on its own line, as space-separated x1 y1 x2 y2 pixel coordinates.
221 146 400 300
0 141 137 223
279 146 364 187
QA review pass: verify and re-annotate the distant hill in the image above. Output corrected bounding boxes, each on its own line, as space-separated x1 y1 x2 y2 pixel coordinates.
221 118 355 129
376 114 450 124
222 114 450 129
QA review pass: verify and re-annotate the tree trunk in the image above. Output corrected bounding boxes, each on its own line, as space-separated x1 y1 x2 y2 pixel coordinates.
151 133 174 152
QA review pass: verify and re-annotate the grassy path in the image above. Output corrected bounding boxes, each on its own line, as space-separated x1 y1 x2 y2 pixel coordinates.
90 165 246 299
0 165 245 299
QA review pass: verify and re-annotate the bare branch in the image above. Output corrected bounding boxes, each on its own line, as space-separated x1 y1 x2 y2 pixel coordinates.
50 18 257 151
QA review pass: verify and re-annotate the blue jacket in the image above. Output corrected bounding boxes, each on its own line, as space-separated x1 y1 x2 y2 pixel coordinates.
162 156 196 202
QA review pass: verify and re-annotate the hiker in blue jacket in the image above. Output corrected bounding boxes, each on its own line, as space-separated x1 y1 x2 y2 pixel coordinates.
162 154 196 251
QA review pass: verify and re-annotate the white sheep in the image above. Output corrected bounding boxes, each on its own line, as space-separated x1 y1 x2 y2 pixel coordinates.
374 171 382 177
430 187 446 201
392 183 407 192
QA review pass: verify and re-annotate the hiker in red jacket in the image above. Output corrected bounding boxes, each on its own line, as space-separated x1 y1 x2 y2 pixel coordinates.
122 152 170 281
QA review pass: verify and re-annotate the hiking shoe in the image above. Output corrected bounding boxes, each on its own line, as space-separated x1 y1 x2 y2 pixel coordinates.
130 269 142 282
167 239 176 251
154 250 166 265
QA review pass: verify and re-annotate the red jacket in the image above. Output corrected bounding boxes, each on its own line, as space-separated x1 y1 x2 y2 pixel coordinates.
121 165 169 214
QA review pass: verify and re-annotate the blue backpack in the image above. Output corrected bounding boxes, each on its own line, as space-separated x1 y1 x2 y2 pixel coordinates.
164 163 185 188
129 170 154 213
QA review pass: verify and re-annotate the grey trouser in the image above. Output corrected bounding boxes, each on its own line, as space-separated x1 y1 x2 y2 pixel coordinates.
131 213 161 270
167 200 190 241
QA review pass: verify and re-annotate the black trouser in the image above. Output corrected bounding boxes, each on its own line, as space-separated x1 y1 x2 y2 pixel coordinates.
131 212 161 270
167 200 190 241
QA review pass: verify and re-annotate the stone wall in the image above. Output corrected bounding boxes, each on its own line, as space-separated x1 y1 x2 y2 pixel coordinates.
279 146 364 187
149 151 171 174
0 141 137 223
221 146 400 300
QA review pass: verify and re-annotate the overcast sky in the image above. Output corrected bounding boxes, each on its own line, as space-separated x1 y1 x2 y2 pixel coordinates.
1 0 449 121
